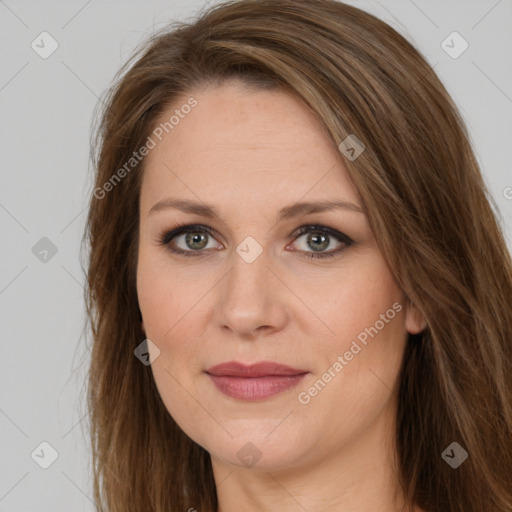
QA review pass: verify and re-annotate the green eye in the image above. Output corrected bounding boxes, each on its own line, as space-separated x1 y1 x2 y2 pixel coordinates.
291 225 353 260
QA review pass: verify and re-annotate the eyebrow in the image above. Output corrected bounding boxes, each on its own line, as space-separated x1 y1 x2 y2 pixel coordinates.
148 198 366 220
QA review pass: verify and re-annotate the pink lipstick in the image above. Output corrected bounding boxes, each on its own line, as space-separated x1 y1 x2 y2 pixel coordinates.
205 361 308 401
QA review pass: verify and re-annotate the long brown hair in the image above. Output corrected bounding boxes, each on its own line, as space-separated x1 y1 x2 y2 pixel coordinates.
83 1 512 510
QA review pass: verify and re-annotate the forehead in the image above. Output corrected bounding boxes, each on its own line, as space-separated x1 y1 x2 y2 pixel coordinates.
140 83 360 211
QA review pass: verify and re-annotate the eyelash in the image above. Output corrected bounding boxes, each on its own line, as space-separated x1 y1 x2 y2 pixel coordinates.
157 223 353 260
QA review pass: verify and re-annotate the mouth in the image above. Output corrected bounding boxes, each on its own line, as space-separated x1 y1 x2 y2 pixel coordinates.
205 361 309 401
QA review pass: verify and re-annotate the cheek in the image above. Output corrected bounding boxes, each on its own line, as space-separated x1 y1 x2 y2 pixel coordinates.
137 252 195 399
137 254 209 439
136 249 208 371
316 253 405 354
298 255 407 423
137 246 196 338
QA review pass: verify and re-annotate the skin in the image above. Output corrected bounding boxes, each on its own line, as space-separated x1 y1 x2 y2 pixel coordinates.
136 80 427 512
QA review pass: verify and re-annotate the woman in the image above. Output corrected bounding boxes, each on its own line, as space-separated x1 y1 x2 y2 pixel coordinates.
84 0 512 511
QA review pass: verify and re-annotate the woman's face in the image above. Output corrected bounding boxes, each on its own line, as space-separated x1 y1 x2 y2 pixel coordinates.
137 81 426 473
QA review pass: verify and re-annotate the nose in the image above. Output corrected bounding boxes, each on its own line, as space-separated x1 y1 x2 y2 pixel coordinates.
214 243 289 341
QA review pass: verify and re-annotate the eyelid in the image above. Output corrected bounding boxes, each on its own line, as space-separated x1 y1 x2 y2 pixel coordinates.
291 224 353 245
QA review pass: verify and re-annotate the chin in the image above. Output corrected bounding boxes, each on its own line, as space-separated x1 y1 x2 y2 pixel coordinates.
201 428 313 472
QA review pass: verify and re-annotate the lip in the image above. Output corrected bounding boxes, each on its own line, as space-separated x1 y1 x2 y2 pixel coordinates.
205 361 309 401
206 361 308 377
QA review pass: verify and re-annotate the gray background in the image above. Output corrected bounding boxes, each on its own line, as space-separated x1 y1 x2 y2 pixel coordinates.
1 0 511 510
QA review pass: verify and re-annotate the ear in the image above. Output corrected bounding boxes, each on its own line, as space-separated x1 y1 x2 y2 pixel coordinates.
404 297 427 334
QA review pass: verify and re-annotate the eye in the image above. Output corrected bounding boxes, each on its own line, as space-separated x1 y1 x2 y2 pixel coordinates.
158 223 353 259
288 225 353 260
158 224 222 256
